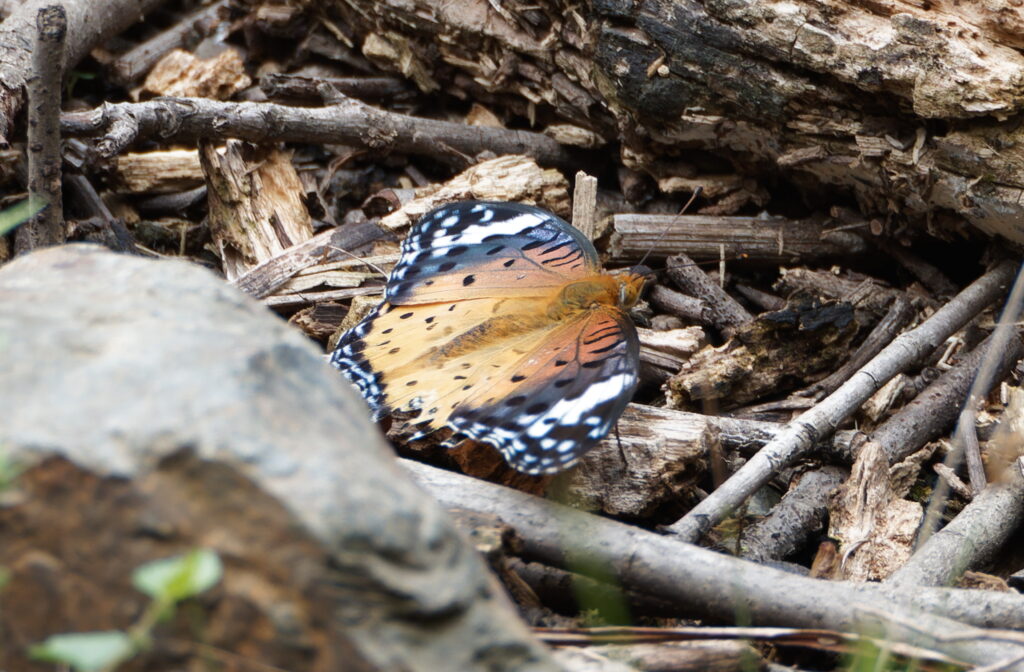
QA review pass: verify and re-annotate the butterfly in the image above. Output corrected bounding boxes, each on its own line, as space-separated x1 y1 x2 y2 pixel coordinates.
331 201 644 474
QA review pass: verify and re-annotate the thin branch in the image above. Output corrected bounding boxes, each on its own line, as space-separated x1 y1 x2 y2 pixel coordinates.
15 4 65 253
60 97 591 169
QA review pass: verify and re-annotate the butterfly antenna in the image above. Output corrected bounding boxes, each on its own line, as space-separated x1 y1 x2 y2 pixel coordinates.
327 245 389 277
614 422 628 464
635 186 703 271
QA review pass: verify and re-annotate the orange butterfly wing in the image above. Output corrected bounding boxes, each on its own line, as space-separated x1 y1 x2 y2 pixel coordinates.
332 201 641 474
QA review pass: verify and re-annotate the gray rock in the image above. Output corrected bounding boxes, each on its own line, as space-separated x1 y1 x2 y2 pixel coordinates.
0 244 557 671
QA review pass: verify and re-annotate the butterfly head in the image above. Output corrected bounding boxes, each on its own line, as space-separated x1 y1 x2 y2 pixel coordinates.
614 270 646 309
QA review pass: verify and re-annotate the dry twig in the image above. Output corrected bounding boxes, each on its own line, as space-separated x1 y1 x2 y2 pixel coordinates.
61 97 589 168
668 260 1017 542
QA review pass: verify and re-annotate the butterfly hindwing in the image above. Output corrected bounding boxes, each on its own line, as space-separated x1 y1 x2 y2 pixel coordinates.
333 293 550 424
331 304 388 417
446 308 640 474
387 201 598 305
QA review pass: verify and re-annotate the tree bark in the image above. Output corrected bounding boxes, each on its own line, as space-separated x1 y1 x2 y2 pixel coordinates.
331 0 1024 243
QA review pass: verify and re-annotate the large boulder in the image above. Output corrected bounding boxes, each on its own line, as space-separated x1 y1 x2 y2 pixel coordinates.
0 244 557 671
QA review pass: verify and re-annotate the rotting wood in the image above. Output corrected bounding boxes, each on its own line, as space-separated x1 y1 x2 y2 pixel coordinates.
507 559 680 620
261 285 382 310
112 150 204 194
200 140 314 281
259 73 412 103
636 326 705 374
561 403 710 518
774 267 906 322
377 155 571 229
647 284 706 325
232 221 388 299
538 625 956 665
666 252 754 336
15 4 65 254
142 47 251 100
740 466 847 564
330 0 1024 244
828 440 923 581
889 468 1024 589
801 295 917 400
106 0 231 86
570 171 599 240
288 302 349 341
666 295 857 410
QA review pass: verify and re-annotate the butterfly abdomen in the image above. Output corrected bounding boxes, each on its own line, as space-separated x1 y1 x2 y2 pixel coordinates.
431 311 549 362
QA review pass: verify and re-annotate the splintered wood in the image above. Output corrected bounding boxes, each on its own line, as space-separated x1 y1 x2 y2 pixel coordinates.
201 141 313 281
379 155 571 230
143 47 251 99
113 150 204 194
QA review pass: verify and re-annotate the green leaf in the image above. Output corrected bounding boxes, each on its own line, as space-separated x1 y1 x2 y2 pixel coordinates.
0 197 46 237
132 549 223 603
30 631 134 671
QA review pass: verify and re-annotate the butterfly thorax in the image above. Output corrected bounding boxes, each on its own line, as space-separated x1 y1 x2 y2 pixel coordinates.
547 273 644 320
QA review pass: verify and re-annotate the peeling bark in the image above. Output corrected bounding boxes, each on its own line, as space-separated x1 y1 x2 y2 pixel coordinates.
328 0 1024 243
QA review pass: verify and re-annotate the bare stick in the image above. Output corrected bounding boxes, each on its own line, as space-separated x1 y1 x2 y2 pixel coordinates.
15 4 65 254
666 260 1017 542
403 459 1024 667
61 97 589 169
666 252 753 336
571 171 598 240
917 260 1024 541
648 284 707 324
888 469 1024 588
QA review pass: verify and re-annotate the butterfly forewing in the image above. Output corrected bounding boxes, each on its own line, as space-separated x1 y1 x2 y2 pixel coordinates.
387 201 598 305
